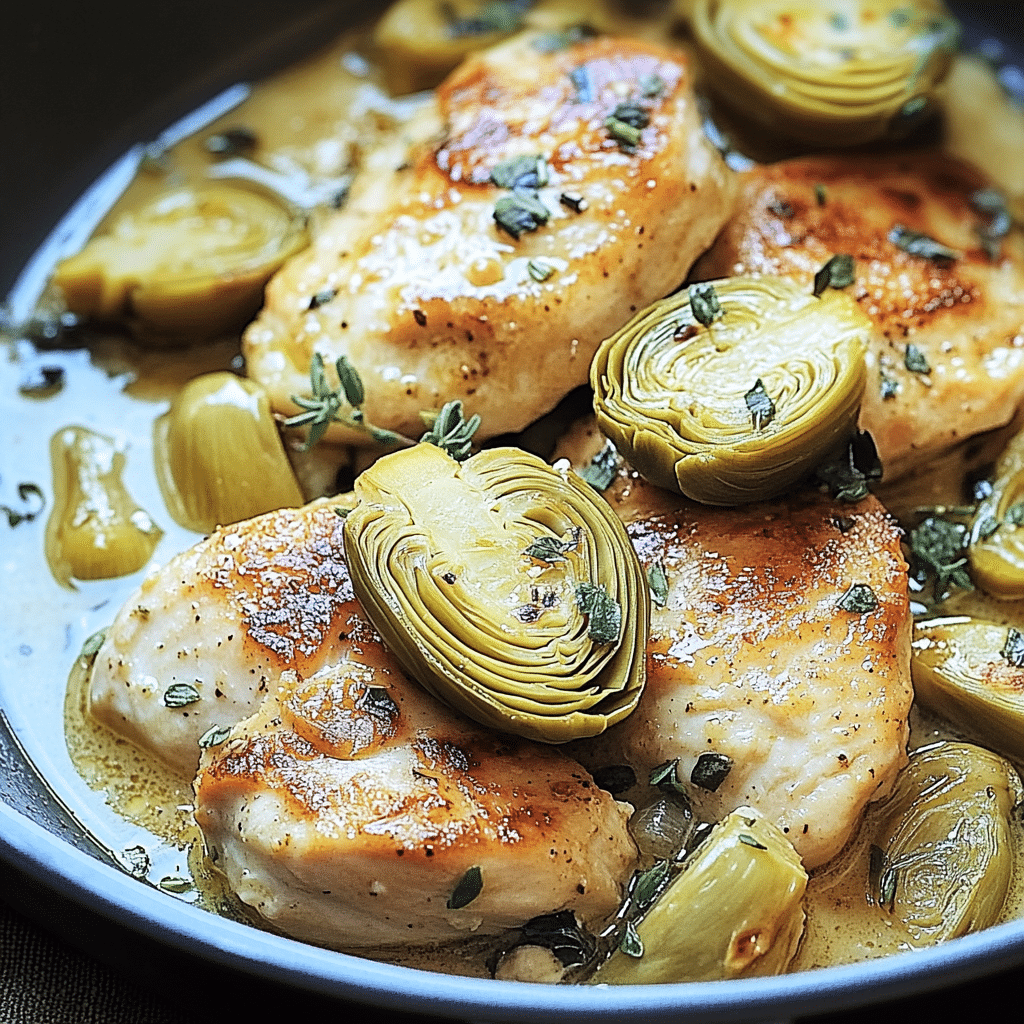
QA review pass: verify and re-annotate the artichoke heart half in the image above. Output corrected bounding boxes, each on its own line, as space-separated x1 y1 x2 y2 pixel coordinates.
969 424 1024 598
52 182 307 344
912 617 1024 761
690 0 959 146
343 444 648 743
868 741 1021 946
591 276 870 505
593 807 807 984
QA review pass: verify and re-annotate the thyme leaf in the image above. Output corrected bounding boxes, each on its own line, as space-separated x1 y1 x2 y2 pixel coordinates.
647 562 668 608
527 258 555 282
838 583 878 613
816 431 882 502
198 724 232 749
578 441 619 490
163 683 201 708
813 253 856 296
420 400 480 460
909 516 973 597
575 582 622 644
447 865 483 909
889 224 960 263
523 528 580 563
690 752 733 792
490 153 548 190
904 343 931 374
493 188 550 238
619 920 644 958
649 758 687 796
744 379 775 431
1002 628 1024 668
738 833 768 851
689 282 723 327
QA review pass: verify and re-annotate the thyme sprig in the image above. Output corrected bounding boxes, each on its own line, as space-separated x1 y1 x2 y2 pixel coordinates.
420 400 481 461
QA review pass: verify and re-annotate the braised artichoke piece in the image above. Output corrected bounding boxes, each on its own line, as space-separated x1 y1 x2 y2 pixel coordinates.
592 807 807 984
969 426 1024 598
690 1 959 146
51 183 307 344
45 426 163 588
912 617 1024 761
590 276 870 505
154 372 304 535
343 443 647 742
867 741 1020 945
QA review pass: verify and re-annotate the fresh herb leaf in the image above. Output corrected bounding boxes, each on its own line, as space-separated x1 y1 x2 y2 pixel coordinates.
1007 502 1024 526
814 183 828 206
336 354 365 407
1002 628 1024 668
531 24 595 53
689 282 723 327
420 400 480 460
690 752 733 792
904 343 931 374
493 188 550 238
591 764 637 795
744 379 775 431
578 441 618 490
163 683 201 708
816 431 882 502
490 154 548 190
575 582 621 644
813 253 856 296
447 865 483 909
838 583 878 613
447 0 530 37
158 876 194 894
604 115 642 150
971 187 1012 261
640 73 665 98
198 724 232 749
910 516 973 597
631 859 672 910
889 224 960 263
527 258 555 282
647 562 668 608
619 920 644 958
333 505 351 518
649 758 687 796
738 833 768 850
308 287 336 310
523 529 580 563
880 371 899 400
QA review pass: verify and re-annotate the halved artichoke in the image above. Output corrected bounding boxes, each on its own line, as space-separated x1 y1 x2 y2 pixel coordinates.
912 616 1024 761
590 276 870 505
592 807 807 984
343 443 647 743
868 741 1020 945
45 426 163 588
969 425 1024 598
52 182 307 344
154 372 304 534
690 0 959 146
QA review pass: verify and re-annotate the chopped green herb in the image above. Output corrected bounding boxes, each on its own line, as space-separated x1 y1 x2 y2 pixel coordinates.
1002 628 1024 668
738 833 768 850
490 153 548 190
744 379 775 431
569 65 592 102
420 400 480 461
971 187 1011 260
559 191 588 213
604 115 642 150
649 758 687 796
910 516 972 597
640 72 665 98
904 343 931 374
447 865 483 909
591 764 637 795
308 287 337 310
332 505 351 518
523 529 580 563
531 24 595 53
447 0 530 37
813 253 856 296
163 683 201 708
619 919 644 958
198 724 232 749
816 431 883 502
689 282 723 327
1006 502 1024 526
690 752 733 792
578 441 618 490
974 513 999 540
575 582 621 644
631 859 672 910
527 258 555 282
889 224 960 263
838 583 879 613
814 183 828 206
880 371 899 400
493 189 550 238
647 562 668 608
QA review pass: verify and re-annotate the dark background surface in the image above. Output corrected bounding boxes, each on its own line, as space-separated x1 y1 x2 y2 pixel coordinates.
3 1 1024 1022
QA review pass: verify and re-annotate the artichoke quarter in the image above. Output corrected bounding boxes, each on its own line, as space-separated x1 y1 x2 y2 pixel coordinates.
592 807 807 984
969 424 1024 598
912 617 1024 761
590 276 870 505
867 741 1021 945
343 443 648 743
689 0 959 146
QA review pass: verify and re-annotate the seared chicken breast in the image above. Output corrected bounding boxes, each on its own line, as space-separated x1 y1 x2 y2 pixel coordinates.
243 30 735 445
693 152 1024 481
571 490 912 870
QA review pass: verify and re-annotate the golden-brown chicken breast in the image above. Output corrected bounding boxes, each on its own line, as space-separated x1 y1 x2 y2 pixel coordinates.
243 30 735 445
570 490 913 870
693 152 1024 481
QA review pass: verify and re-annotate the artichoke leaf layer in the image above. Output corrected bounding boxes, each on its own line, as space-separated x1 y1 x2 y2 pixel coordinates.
344 443 648 742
